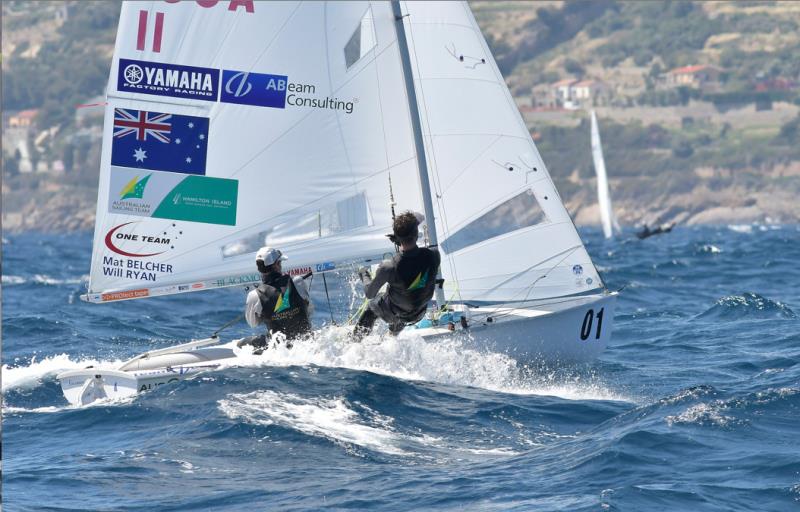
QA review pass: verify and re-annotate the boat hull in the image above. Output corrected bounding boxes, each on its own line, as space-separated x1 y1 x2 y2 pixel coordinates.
58 347 236 406
416 293 616 363
58 294 616 405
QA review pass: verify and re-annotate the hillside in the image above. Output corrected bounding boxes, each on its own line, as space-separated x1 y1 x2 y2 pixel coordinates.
2 1 800 232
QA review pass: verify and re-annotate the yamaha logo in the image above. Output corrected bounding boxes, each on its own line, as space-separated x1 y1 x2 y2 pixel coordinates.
124 64 144 84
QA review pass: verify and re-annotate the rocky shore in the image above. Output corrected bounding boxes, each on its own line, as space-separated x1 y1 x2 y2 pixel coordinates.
3 174 798 234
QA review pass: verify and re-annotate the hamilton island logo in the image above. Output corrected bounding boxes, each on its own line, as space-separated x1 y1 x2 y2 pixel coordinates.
120 174 151 200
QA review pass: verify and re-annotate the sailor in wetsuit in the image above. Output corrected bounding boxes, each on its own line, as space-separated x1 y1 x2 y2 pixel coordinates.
242 247 313 351
353 211 441 341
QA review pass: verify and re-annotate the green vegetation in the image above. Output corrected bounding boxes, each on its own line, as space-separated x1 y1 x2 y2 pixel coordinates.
478 0 800 101
486 1 615 76
537 114 800 184
2 2 120 128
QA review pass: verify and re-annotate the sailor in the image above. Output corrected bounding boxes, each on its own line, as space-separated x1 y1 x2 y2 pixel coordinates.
242 247 313 350
352 211 441 341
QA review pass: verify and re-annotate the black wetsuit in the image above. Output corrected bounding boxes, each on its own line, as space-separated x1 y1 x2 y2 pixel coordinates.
355 246 441 337
255 271 311 340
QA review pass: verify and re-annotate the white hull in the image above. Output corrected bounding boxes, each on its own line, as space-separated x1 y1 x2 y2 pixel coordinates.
58 294 616 405
416 292 616 362
58 346 237 406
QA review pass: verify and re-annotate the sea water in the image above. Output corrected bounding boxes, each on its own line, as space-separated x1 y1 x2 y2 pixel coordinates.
2 226 799 511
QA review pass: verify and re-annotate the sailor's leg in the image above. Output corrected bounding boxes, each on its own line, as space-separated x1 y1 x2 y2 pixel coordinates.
352 307 377 342
388 320 405 336
237 333 268 349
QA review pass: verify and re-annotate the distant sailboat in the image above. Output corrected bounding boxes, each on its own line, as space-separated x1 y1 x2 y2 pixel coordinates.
590 110 621 239
59 1 617 406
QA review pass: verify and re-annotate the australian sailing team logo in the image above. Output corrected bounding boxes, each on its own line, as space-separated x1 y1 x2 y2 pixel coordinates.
120 174 151 200
407 271 429 291
273 289 291 313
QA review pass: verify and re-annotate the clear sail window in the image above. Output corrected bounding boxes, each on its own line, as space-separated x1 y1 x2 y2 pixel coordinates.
344 8 377 69
220 192 371 258
441 189 548 254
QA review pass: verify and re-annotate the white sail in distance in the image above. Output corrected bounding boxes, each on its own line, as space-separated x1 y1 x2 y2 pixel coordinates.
590 110 620 239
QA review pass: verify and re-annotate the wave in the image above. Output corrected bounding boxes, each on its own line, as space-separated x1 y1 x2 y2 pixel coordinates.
218 389 525 458
220 327 631 402
219 390 435 456
1 274 87 285
696 292 796 320
1 328 629 408
1 353 123 392
665 387 798 428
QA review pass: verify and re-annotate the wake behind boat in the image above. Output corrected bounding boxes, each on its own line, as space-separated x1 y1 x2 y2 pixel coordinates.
60 292 615 406
58 0 616 405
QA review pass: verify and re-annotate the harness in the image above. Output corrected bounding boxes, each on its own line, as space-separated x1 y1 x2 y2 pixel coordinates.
256 276 310 339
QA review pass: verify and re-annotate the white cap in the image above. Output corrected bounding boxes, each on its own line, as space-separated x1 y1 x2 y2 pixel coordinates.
255 246 287 266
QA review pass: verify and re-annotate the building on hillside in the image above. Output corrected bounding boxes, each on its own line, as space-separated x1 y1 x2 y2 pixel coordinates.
659 65 722 91
571 79 611 107
8 109 39 128
534 78 611 109
553 78 578 107
531 83 558 108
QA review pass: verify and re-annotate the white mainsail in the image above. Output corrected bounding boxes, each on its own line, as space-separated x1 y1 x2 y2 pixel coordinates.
85 0 604 306
590 110 620 239
87 1 423 301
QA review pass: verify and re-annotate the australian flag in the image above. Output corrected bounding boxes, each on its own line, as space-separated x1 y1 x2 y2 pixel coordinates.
110 108 209 175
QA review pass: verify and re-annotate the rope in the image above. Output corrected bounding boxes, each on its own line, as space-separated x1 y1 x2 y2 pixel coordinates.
347 298 369 326
322 273 336 325
211 313 244 338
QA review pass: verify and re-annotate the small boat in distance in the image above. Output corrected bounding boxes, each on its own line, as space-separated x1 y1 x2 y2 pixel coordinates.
636 222 676 240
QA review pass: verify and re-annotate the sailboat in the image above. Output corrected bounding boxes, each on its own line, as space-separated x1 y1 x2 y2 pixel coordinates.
590 110 621 239
59 1 617 406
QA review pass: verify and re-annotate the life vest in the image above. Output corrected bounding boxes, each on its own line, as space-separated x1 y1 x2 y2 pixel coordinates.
256 275 310 340
386 247 440 321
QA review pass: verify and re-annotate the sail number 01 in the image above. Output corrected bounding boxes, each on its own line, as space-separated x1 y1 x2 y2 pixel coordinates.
580 308 604 340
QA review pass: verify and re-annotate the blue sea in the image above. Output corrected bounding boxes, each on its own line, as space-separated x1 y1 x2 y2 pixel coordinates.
3 226 799 511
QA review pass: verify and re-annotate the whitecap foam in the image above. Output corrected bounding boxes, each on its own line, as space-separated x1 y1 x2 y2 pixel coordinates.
3 405 65 414
219 390 426 456
727 224 753 234
1 274 86 285
32 274 86 285
665 402 736 427
2 353 123 392
221 327 630 402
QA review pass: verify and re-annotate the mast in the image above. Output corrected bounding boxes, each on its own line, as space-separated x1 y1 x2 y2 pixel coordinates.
391 0 447 309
